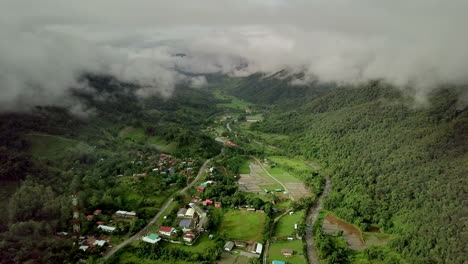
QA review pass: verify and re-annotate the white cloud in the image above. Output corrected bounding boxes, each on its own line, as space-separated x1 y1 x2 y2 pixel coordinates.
1 0 467 110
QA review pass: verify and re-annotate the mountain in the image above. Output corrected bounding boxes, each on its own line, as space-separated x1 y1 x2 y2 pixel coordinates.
222 73 467 263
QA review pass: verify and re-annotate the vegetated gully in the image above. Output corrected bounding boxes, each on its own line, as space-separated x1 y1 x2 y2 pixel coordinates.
305 175 332 264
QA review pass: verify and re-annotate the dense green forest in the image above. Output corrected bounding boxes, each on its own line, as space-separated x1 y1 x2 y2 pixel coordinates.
0 75 222 263
217 74 467 264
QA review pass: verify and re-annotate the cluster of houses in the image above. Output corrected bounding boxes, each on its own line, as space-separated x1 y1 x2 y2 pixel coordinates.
78 235 110 252
142 202 211 245
223 240 263 257
196 179 216 193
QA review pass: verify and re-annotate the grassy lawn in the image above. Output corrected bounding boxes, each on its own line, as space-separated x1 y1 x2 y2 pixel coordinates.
268 156 314 172
25 133 80 160
274 211 304 238
118 127 146 142
213 90 251 110
220 210 266 241
163 233 219 254
239 159 251 174
268 240 306 264
218 253 250 264
148 136 177 153
266 167 301 183
115 252 202 264
246 114 263 121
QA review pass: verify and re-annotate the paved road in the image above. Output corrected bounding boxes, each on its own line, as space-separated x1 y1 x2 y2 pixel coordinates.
305 175 331 264
103 158 212 260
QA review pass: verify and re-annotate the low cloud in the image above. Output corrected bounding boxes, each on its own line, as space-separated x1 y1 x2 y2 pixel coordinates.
1 0 467 111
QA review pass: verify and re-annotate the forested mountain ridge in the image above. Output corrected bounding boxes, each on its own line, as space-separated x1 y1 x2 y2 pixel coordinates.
221 74 468 263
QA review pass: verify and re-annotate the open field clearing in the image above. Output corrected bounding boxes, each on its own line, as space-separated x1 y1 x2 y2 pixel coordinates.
164 233 219 254
25 133 80 159
322 213 365 250
220 210 266 242
217 253 250 264
238 162 277 194
274 211 304 238
267 239 307 264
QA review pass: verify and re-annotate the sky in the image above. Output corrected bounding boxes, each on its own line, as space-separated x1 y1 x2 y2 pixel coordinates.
1 0 467 111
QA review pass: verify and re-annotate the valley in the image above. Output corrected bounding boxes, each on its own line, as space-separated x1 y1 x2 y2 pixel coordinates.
0 74 466 264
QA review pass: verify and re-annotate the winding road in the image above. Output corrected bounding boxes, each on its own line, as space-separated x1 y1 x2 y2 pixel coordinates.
103 158 212 260
305 175 332 264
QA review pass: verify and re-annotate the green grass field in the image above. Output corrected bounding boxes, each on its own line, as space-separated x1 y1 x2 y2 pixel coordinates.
274 211 304 238
239 159 251 174
246 114 263 121
163 233 219 254
218 253 250 264
213 90 251 110
268 240 306 264
148 136 177 153
115 252 202 264
25 133 80 160
220 210 266 241
266 167 301 183
268 156 314 172
118 127 146 142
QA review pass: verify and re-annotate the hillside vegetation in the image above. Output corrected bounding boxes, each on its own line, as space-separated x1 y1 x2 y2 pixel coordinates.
222 74 467 264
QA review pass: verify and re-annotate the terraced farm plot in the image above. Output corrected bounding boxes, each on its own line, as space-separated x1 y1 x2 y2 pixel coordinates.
238 162 276 193
265 167 311 200
220 210 265 242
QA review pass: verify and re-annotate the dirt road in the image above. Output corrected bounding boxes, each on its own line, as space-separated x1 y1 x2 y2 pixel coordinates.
305 175 331 264
103 158 211 260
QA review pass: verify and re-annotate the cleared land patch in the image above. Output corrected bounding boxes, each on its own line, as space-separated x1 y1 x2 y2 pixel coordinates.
265 166 311 200
267 240 306 264
220 210 266 242
238 162 276 194
322 213 365 250
274 211 304 238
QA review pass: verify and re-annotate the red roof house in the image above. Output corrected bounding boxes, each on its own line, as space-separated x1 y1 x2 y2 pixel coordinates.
86 215 94 220
159 226 174 236
96 221 105 225
202 199 214 205
93 209 102 215
197 185 206 192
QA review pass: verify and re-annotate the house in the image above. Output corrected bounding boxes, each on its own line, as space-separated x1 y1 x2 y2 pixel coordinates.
294 224 298 230
86 215 94 220
94 240 106 247
177 208 187 218
159 226 174 236
214 202 222 208
224 241 235 251
209 167 215 173
272 261 286 264
281 248 293 256
98 225 116 232
202 199 213 206
79 245 89 252
197 185 206 192
247 208 256 212
183 231 196 243
255 243 263 254
93 209 102 215
142 234 161 244
115 210 137 218
185 208 195 218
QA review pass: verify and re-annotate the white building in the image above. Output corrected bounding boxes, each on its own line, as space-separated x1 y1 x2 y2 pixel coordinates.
94 240 106 247
98 225 116 232
185 208 195 218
